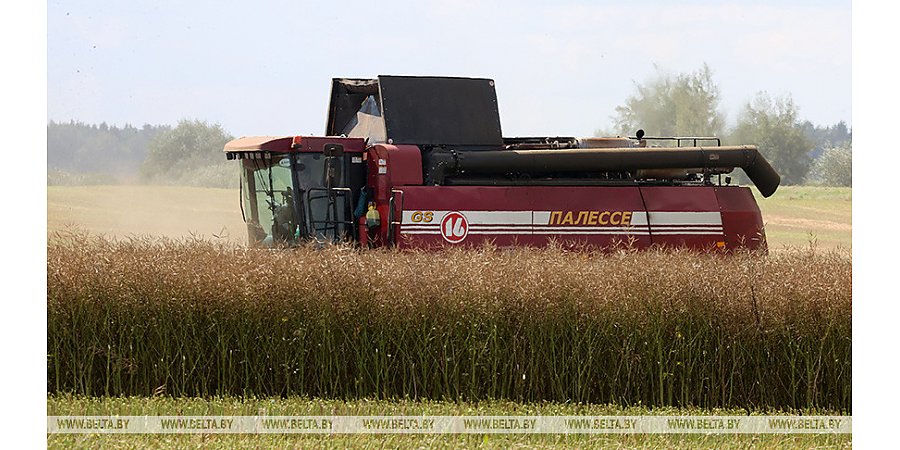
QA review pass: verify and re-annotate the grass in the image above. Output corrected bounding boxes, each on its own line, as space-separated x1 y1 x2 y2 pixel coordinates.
753 186 851 250
48 233 851 410
46 396 851 449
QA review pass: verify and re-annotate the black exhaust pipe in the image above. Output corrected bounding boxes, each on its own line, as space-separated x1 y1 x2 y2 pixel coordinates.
445 145 780 197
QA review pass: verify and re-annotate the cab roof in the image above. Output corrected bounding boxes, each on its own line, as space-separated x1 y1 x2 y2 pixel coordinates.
223 136 294 153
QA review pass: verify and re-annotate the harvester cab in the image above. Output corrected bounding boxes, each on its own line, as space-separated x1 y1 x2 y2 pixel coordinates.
225 76 780 251
225 135 366 246
225 76 501 247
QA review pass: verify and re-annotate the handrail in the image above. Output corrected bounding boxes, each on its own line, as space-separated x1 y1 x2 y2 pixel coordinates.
305 187 354 242
387 189 405 246
630 136 721 147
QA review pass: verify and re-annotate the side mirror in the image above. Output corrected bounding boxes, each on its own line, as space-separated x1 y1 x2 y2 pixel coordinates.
324 143 345 158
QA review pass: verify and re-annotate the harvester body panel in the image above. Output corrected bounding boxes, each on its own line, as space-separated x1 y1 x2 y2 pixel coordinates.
391 185 763 250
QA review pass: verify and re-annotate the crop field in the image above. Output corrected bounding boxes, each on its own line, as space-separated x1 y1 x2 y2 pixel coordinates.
46 185 852 448
753 186 851 250
49 235 850 407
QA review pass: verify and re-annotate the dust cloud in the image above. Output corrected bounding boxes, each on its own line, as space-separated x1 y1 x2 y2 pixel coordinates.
47 185 247 243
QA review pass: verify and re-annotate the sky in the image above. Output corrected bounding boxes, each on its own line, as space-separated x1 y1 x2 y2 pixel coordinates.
48 0 851 138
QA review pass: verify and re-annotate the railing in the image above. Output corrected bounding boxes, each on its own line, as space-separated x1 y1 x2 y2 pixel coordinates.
630 136 721 147
387 189 405 246
305 187 354 243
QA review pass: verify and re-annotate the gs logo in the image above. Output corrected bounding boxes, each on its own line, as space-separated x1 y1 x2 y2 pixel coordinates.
410 211 434 223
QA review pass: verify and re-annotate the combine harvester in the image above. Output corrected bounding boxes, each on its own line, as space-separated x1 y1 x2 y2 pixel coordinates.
224 76 779 250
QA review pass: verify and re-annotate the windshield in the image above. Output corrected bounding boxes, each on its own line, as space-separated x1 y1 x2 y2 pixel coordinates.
242 156 297 246
240 152 354 246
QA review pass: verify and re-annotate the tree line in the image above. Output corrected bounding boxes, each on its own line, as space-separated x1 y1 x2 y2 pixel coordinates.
47 120 170 184
47 119 234 188
606 64 851 186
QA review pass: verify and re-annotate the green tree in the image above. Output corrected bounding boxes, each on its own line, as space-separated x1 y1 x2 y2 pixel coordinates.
611 64 724 137
729 93 814 185
811 142 852 186
140 119 235 187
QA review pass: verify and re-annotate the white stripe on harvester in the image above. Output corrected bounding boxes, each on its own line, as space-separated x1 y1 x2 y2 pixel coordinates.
653 232 723 236
530 226 649 231
400 225 440 230
401 211 533 225
400 211 724 236
533 230 651 235
630 211 722 226
651 226 723 231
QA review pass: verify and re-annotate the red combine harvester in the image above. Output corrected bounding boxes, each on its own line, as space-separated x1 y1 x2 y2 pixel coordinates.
224 76 779 250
